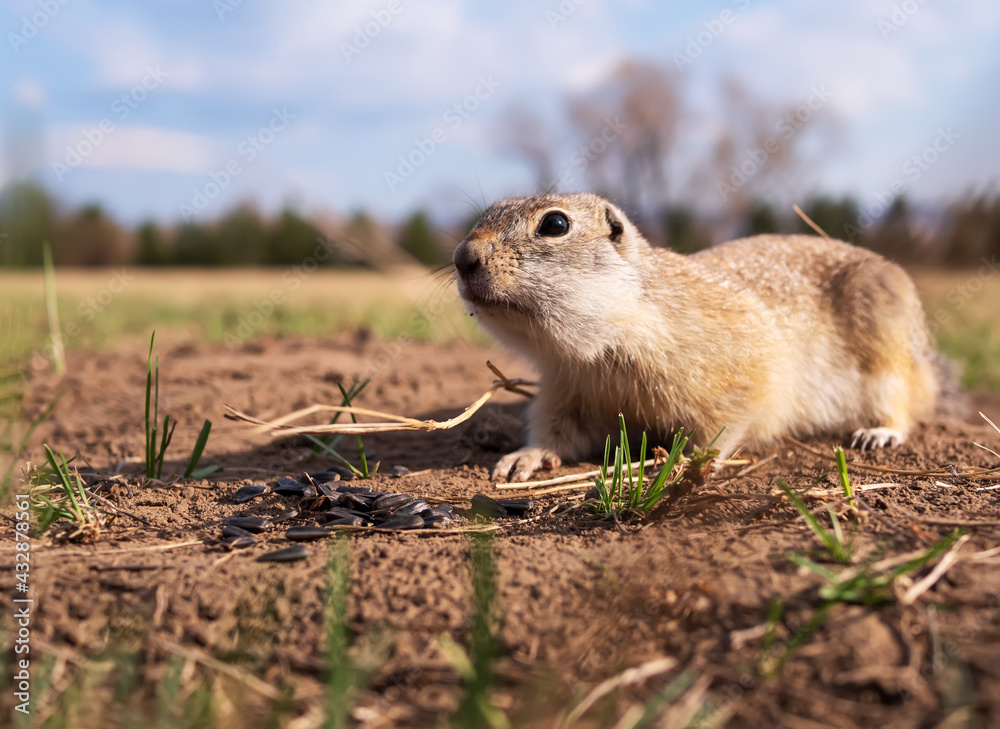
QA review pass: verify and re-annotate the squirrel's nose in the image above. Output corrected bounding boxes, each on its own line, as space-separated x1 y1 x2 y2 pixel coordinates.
453 237 490 277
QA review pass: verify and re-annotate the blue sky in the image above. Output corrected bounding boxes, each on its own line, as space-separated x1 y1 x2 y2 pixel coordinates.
2 0 999 225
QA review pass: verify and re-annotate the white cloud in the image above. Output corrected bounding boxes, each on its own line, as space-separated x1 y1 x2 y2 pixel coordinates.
49 124 220 175
11 78 47 109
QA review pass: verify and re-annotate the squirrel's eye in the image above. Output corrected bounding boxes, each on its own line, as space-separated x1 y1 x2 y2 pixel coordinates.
537 211 570 237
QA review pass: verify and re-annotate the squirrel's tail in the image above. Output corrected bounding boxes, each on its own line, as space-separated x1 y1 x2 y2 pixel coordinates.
932 353 969 419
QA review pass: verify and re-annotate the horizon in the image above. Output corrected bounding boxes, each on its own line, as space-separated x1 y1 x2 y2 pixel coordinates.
2 0 999 228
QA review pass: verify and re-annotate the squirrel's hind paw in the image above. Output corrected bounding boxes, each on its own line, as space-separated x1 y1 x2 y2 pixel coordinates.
850 427 905 452
492 447 562 483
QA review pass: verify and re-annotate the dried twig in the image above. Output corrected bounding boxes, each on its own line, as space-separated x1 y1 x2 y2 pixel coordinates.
782 436 1000 481
558 657 678 729
900 534 970 605
225 362 536 437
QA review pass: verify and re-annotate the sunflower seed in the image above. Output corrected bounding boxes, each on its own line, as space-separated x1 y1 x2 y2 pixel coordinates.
256 544 310 562
321 515 364 527
285 525 332 542
225 516 273 533
497 498 534 516
319 507 370 522
273 479 315 498
391 465 411 477
470 493 507 519
395 498 430 516
337 492 372 511
323 464 357 481
422 513 455 529
221 525 255 539
232 484 268 503
225 535 257 549
377 514 426 530
308 471 341 483
372 493 413 511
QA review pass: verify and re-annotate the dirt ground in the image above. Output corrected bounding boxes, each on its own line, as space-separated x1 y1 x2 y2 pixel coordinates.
3 333 1000 728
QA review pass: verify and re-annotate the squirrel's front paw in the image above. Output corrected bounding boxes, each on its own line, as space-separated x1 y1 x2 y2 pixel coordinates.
492 447 562 483
850 427 904 451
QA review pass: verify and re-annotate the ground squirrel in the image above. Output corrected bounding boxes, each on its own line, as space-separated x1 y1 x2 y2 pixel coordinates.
453 193 942 482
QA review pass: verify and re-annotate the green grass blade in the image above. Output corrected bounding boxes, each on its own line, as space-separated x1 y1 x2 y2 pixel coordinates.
889 528 964 580
618 415 635 508
304 433 362 477
145 333 155 478
704 426 724 449
337 381 369 478
777 480 848 563
190 465 221 479
42 240 66 374
785 551 840 582
324 535 352 729
827 507 847 562
2 390 64 497
834 447 853 506
155 415 174 480
183 419 213 479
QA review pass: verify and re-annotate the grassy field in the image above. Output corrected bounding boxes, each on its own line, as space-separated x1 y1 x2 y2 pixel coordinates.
0 265 997 387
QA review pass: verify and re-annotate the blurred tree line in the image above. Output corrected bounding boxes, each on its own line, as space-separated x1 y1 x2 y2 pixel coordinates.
2 53 998 270
1 179 997 269
0 182 455 269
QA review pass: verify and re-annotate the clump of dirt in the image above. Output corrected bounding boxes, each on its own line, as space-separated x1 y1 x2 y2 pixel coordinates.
2 334 1000 727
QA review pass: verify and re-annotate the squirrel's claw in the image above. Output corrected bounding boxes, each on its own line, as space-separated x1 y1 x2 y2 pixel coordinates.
492 447 562 483
850 427 904 451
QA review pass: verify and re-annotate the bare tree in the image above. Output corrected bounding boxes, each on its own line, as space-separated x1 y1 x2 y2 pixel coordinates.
496 103 559 193
702 76 841 218
567 60 681 215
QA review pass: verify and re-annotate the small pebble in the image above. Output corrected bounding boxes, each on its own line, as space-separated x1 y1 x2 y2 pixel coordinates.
372 493 413 511
225 536 256 549
272 510 300 523
225 516 273 533
377 514 426 530
232 484 268 503
256 544 310 563
285 526 332 542
584 487 601 501
391 465 411 477
470 493 507 520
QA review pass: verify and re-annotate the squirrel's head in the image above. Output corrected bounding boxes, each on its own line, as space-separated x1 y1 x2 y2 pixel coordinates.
453 193 652 363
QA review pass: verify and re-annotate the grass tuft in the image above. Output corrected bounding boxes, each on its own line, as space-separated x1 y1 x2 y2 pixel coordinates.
305 378 376 478
443 532 509 729
777 479 853 564
144 332 216 481
33 444 106 542
324 535 353 729
834 447 854 507
592 415 718 519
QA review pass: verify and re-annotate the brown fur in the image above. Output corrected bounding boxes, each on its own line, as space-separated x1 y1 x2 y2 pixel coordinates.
452 193 942 482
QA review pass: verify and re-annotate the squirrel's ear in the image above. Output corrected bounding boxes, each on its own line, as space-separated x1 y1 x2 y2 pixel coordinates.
605 206 624 245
